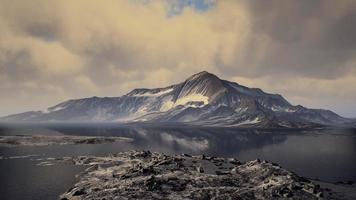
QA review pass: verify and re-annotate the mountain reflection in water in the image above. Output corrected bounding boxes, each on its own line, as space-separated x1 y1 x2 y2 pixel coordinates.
0 124 355 183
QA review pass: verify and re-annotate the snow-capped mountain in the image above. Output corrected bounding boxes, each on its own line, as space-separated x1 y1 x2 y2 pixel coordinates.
1 71 352 127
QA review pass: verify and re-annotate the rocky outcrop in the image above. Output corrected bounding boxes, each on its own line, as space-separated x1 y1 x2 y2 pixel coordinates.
60 151 328 200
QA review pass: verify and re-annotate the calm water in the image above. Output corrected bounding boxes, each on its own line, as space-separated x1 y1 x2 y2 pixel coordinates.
0 124 355 200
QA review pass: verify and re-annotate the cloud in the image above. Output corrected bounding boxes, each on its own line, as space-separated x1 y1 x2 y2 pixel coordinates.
0 0 355 117
232 69 356 117
216 0 356 79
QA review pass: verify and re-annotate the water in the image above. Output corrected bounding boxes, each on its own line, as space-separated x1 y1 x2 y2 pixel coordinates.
0 124 356 200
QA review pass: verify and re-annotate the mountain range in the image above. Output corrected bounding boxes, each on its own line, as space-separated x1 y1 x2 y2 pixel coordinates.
1 71 353 128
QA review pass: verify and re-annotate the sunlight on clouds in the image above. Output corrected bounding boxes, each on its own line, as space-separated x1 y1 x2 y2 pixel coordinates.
0 0 355 117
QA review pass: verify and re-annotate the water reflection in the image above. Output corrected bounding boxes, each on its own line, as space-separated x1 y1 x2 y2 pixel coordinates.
122 128 289 156
0 124 356 183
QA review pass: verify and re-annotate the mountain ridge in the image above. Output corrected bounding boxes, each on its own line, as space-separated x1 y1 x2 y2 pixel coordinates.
1 71 352 128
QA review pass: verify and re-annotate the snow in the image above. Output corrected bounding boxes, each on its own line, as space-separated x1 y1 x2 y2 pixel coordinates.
179 115 196 122
115 102 158 122
82 108 115 121
131 88 173 97
160 94 209 111
3 154 40 159
41 109 50 114
271 106 296 113
236 117 261 126
285 108 296 113
278 122 293 128
42 106 67 113
160 100 174 111
235 107 248 113
175 94 209 106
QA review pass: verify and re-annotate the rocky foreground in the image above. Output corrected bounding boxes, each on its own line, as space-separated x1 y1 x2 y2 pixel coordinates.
57 150 338 200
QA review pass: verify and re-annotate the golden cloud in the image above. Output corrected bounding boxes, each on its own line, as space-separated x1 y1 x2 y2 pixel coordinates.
0 0 355 117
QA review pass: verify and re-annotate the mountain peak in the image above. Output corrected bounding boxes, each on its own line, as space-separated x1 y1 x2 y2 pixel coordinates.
1 71 349 127
186 71 220 82
176 71 226 101
195 70 211 76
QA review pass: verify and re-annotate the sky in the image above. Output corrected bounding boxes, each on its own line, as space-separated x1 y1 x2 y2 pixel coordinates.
0 0 356 118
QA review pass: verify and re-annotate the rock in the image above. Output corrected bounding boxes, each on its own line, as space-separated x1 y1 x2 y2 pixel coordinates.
72 188 86 196
229 158 241 165
59 150 330 200
196 166 204 173
144 175 161 191
141 166 155 175
182 153 191 157
215 170 230 175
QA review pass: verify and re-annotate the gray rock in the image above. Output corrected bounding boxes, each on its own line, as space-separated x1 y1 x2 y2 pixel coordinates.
60 150 329 200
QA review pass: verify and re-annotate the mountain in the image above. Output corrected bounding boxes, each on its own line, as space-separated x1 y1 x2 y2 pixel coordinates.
1 71 352 127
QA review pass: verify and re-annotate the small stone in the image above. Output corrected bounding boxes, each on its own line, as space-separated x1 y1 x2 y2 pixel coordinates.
73 188 86 196
215 170 230 175
196 166 204 173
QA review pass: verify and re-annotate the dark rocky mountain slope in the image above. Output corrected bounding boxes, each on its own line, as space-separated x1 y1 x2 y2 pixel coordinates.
1 71 351 127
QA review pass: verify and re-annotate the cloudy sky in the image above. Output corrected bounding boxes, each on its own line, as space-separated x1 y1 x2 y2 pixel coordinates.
1 0 356 117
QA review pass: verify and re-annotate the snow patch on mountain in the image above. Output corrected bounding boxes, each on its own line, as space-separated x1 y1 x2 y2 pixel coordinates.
175 94 209 106
130 88 173 97
235 107 248 113
159 100 174 112
236 117 261 126
160 94 209 111
271 106 296 113
41 109 50 114
41 106 67 114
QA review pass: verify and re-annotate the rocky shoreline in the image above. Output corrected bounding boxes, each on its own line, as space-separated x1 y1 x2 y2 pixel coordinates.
54 150 343 200
0 135 132 147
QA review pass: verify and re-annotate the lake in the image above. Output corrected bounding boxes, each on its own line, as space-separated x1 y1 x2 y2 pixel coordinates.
0 124 355 200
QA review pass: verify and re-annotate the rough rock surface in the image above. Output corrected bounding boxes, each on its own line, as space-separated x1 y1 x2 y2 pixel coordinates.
60 151 328 200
